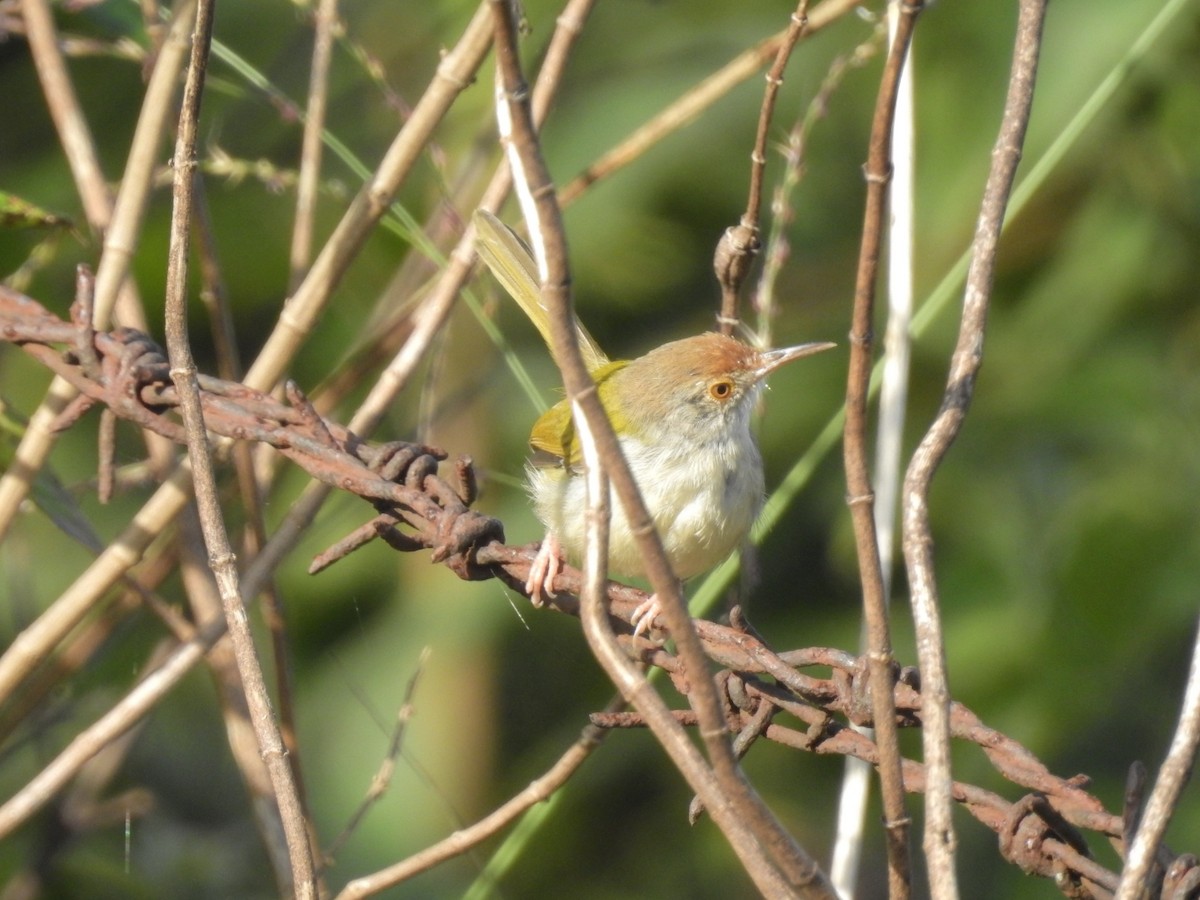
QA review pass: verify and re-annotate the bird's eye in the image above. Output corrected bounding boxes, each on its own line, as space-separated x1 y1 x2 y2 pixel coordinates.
709 380 734 400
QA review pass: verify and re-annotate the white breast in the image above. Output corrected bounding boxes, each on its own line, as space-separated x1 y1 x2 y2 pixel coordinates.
529 429 764 581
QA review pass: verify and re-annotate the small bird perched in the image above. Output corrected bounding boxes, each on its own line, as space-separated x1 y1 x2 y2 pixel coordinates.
474 211 833 635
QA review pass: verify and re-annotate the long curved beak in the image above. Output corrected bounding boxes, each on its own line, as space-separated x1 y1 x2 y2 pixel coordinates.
754 341 836 380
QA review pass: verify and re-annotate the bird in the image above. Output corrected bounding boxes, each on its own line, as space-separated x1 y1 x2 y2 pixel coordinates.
474 210 834 635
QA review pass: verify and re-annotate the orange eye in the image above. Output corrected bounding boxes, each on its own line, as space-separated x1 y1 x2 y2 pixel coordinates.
709 380 734 400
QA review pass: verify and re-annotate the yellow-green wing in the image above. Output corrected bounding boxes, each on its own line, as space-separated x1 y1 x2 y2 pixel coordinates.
529 358 629 467
529 397 576 465
473 209 607 372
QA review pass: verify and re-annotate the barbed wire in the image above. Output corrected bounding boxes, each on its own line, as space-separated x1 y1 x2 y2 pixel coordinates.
0 277 1194 898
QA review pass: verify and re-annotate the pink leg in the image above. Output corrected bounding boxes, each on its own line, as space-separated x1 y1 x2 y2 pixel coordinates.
525 532 563 606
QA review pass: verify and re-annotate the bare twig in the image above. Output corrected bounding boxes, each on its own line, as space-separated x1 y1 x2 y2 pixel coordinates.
1116 623 1200 898
901 1 1046 897
191 177 304 798
241 3 493 396
714 0 809 335
334 696 619 900
159 2 317 895
175 507 295 892
756 24 885 349
20 0 144 321
842 2 923 896
558 0 863 207
833 6 911 893
325 648 429 864
289 0 338 290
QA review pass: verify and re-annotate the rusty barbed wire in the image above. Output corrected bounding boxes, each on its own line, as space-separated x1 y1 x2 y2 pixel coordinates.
0 276 1195 898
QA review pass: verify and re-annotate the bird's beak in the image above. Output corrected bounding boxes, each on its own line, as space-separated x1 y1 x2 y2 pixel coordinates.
754 341 836 380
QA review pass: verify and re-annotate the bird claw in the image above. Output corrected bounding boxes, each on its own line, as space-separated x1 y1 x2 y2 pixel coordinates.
526 534 563 606
525 538 668 640
630 593 661 638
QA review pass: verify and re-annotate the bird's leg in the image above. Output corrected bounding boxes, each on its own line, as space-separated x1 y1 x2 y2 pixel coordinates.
525 532 564 606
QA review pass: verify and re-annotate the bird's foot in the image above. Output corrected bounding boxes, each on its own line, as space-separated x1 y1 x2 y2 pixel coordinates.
526 533 563 606
630 593 662 638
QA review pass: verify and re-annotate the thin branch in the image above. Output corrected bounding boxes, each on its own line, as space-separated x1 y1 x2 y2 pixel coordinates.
325 648 429 864
1116 633 1200 894
901 1 1047 897
842 2 923 896
191 179 303 795
160 2 316 894
714 0 809 335
334 696 618 899
288 0 338 290
241 2 493 396
834 3 914 893
756 24 885 350
558 0 862 207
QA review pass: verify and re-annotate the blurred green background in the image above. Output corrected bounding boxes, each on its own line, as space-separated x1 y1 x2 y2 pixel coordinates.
1 0 1198 897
